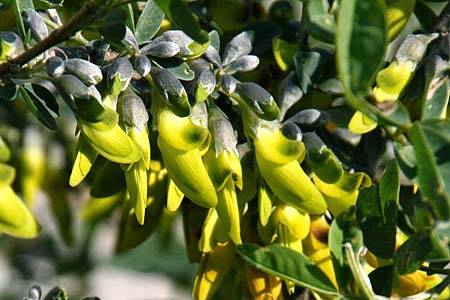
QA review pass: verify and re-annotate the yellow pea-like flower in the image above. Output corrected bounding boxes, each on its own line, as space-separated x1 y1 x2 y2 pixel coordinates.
193 241 235 300
254 126 327 214
303 216 337 288
0 185 40 238
246 265 283 300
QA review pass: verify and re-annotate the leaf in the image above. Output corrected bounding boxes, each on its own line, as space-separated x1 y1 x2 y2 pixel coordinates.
135 0 164 45
329 210 363 290
272 38 298 71
154 0 209 44
422 78 449 120
411 121 450 220
304 0 336 44
90 160 126 198
20 86 57 130
356 185 397 259
152 58 195 81
394 230 433 274
336 0 387 97
294 51 321 93
236 243 339 295
368 265 394 297
380 159 400 218
99 8 127 44
414 0 436 31
30 82 59 116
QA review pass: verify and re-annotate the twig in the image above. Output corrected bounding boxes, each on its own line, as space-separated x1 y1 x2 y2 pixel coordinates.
0 0 106 76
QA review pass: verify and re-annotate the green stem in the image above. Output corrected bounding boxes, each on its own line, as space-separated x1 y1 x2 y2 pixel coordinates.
343 243 376 300
12 0 27 47
419 265 450 276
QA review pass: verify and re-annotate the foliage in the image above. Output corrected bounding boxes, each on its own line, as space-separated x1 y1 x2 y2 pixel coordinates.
0 0 449 299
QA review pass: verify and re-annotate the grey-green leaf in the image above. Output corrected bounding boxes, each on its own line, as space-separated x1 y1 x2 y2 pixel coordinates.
222 31 253 66
64 58 102 86
135 0 165 45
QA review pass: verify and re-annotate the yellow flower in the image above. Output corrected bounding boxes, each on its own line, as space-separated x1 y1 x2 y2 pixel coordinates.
254 126 327 214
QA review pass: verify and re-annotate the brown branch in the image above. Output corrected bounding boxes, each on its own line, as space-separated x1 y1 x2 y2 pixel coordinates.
0 0 101 76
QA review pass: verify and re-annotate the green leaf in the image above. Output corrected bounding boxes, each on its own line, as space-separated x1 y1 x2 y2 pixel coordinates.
135 0 164 45
236 243 339 295
411 121 450 220
422 78 449 120
154 0 209 44
414 0 436 31
304 0 336 44
379 159 400 219
272 38 298 71
329 210 363 290
294 51 321 93
16 0 33 10
152 58 195 81
368 265 394 297
336 0 387 97
356 161 398 259
356 185 397 259
20 86 57 130
394 230 433 274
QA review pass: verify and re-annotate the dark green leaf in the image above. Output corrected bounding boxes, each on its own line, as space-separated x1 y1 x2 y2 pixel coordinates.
152 57 195 81
43 286 67 300
336 0 387 97
154 0 209 44
100 8 127 44
356 185 397 259
411 121 450 220
90 160 126 198
30 81 59 115
135 0 164 45
0 81 18 102
20 86 57 130
380 160 400 218
236 243 339 295
368 265 394 297
394 230 433 274
329 210 363 290
414 1 436 31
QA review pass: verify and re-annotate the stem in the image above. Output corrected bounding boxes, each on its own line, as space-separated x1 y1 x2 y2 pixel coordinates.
419 265 450 276
343 243 377 300
0 0 116 76
12 0 27 44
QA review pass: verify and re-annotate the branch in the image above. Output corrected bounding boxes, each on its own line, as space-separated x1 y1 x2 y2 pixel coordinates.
0 0 104 76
